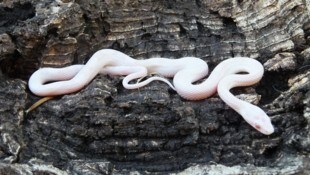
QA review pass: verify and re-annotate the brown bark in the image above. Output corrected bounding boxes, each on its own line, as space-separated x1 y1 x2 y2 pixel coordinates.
0 0 309 174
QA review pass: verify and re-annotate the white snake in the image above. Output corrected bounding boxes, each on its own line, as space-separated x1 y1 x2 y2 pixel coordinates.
28 49 274 135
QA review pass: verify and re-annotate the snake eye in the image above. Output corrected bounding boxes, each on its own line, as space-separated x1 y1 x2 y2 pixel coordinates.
254 123 261 130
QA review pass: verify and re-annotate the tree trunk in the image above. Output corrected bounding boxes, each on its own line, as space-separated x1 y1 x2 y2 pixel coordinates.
0 0 309 174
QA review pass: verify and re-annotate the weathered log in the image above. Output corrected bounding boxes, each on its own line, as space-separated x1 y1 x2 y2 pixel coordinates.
0 0 309 174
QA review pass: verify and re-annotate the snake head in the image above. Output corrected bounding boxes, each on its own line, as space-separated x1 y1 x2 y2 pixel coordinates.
240 105 274 135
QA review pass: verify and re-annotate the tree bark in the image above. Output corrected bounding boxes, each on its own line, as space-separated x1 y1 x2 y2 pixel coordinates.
0 0 309 174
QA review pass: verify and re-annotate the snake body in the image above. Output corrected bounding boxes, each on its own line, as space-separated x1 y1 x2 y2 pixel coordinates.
29 49 274 135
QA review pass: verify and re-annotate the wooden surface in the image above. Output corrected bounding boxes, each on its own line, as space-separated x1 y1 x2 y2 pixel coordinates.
0 0 309 174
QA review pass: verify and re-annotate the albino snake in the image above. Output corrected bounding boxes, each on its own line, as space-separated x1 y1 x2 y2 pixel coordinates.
28 49 274 135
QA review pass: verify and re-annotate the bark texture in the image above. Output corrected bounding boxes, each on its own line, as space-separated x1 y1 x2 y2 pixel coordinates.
0 0 309 174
